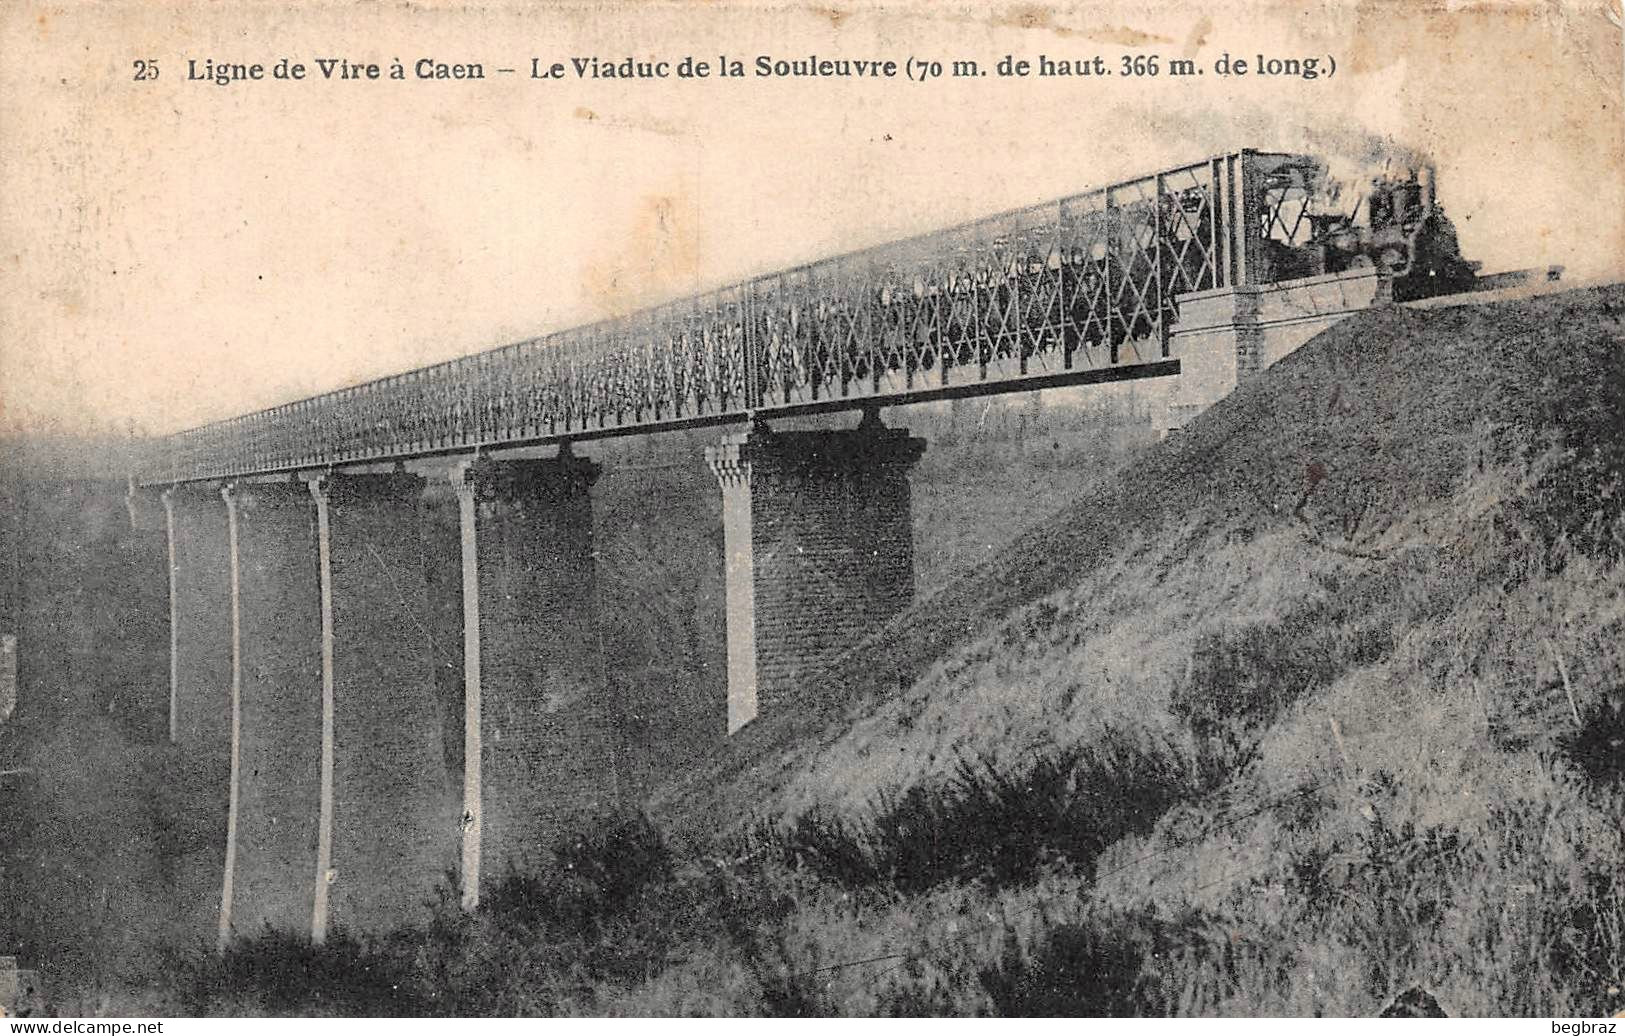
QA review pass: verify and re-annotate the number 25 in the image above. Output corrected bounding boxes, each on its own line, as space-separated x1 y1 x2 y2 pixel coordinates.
132 59 159 81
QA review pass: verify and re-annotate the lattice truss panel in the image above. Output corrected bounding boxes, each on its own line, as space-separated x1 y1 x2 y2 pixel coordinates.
150 157 1254 483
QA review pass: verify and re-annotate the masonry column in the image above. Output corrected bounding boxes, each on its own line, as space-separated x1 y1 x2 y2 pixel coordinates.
454 452 621 899
160 484 236 949
217 481 323 944
706 417 926 732
1160 268 1383 435
451 468 482 910
218 484 243 953
162 486 233 750
321 473 456 935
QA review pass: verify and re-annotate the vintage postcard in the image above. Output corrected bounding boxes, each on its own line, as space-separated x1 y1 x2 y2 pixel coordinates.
1 0 1622 1021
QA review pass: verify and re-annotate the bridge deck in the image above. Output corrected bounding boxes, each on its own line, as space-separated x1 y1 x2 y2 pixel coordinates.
138 149 1342 485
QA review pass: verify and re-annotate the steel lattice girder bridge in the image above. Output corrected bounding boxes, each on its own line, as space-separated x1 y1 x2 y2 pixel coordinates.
135 149 1418 485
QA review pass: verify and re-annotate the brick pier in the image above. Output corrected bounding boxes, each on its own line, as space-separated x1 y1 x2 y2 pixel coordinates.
161 486 233 751
452 454 622 906
157 485 235 945
707 419 925 732
319 474 456 936
218 482 322 941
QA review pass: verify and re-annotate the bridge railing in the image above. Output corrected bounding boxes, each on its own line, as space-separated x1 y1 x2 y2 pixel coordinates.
141 149 1331 485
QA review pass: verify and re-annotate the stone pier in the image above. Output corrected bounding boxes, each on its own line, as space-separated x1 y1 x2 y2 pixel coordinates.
707 419 926 732
161 486 233 750
152 486 235 948
218 481 322 942
453 453 621 905
318 473 456 936
174 456 634 940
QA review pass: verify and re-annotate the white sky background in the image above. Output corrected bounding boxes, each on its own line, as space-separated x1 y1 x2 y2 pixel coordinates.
2 0 1621 437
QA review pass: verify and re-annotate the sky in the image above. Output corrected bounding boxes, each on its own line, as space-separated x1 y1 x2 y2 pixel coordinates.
2 0 1621 438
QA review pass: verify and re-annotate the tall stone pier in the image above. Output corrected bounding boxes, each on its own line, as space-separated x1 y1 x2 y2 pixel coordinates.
707 419 926 732
160 454 633 940
316 473 455 937
212 474 454 947
159 485 236 946
161 486 233 750
218 481 322 942
452 453 622 907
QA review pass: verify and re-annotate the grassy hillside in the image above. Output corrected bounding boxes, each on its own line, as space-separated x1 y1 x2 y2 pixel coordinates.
632 283 1625 1015
652 284 1625 826
6 284 1621 1015
142 283 1622 1017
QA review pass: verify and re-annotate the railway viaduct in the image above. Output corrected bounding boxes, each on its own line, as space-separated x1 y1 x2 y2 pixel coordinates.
124 149 1474 949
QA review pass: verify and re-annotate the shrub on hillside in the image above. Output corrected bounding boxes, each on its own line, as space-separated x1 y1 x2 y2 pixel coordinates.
1516 334 1625 567
474 809 688 988
1171 605 1392 767
1559 688 1625 783
166 928 425 1016
973 914 1154 1016
482 811 673 933
755 729 1216 894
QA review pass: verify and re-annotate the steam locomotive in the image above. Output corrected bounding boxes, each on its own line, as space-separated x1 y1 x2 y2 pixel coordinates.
1258 157 1480 302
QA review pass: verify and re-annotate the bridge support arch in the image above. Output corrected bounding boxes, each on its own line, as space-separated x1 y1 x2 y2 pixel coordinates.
707 419 925 733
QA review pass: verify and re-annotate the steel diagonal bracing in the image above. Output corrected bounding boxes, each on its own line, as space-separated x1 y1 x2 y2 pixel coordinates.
136 150 1324 485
